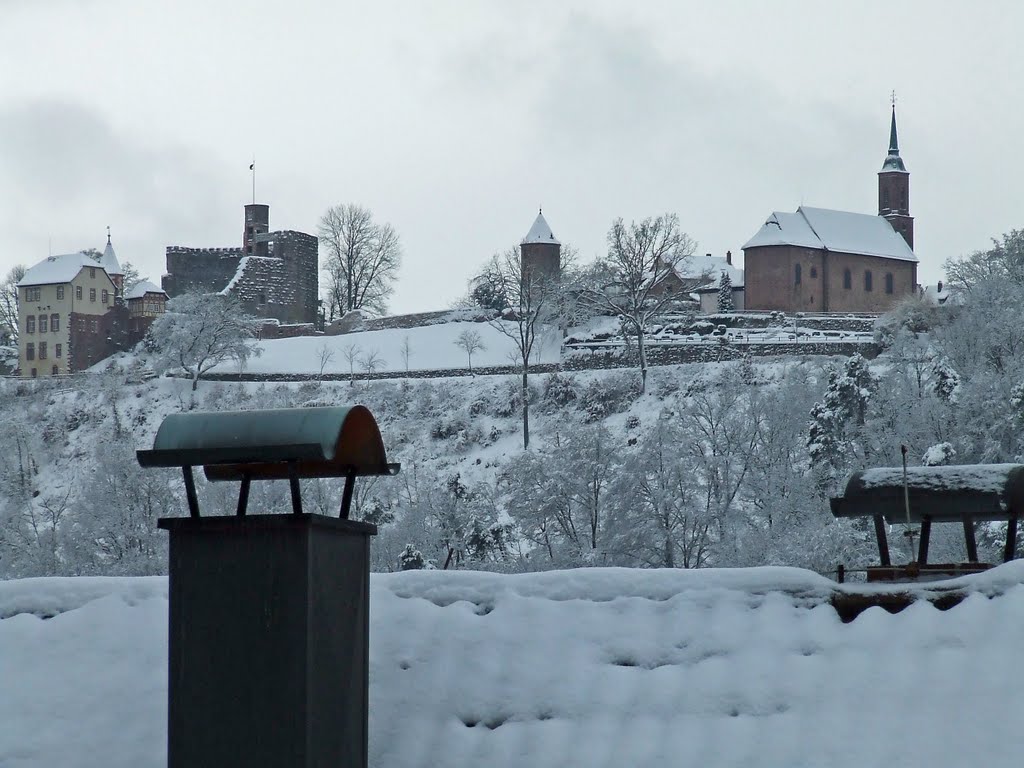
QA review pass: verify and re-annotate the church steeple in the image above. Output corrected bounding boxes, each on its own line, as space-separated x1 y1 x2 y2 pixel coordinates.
878 99 913 250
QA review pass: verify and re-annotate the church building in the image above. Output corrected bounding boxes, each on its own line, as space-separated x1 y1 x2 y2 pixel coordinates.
742 106 918 313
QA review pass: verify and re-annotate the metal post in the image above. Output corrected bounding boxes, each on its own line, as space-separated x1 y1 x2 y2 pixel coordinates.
288 461 303 516
918 516 932 566
182 466 200 518
1006 514 1019 563
236 475 251 517
340 473 356 519
963 518 978 563
873 514 891 566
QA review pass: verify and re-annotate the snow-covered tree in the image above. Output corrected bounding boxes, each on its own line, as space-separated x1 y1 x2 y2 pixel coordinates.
398 544 425 571
148 292 261 391
584 214 696 393
0 264 25 344
717 271 734 312
454 329 486 374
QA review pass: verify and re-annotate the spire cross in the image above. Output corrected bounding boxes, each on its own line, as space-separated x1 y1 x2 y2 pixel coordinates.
106 225 111 245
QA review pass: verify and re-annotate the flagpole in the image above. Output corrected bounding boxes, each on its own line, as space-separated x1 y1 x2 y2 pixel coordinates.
251 155 256 205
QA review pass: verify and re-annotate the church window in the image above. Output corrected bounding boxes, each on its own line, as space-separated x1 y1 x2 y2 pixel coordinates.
885 273 894 294
883 189 890 210
843 269 852 289
865 270 873 292
794 264 802 285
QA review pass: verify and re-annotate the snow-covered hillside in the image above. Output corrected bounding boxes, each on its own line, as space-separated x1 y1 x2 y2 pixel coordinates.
2 565 1023 768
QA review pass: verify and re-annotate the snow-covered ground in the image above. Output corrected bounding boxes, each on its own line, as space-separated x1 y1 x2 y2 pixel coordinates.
219 321 563 375
3 564 1024 768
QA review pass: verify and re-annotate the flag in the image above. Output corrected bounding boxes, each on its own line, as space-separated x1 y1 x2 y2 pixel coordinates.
249 163 255 170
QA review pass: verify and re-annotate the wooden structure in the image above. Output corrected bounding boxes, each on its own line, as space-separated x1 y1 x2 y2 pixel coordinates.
831 464 1023 582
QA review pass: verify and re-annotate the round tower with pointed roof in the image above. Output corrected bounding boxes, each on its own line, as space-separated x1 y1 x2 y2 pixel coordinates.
878 105 914 250
520 209 561 287
101 227 125 296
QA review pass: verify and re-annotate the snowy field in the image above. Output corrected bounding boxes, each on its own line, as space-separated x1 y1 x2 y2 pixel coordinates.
216 321 563 375
3 564 1024 768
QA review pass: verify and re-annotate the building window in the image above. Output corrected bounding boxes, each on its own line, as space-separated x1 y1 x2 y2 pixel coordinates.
89 267 96 279
55 343 62 358
57 286 64 300
885 273 894 294
52 365 59 376
39 342 47 360
51 314 59 332
810 266 818 278
25 287 40 302
843 268 852 289
865 270 873 292
39 315 47 333
76 286 83 300
794 264 802 285
25 343 34 360
102 289 109 304
26 316 35 334
31 368 37 378
90 288 96 302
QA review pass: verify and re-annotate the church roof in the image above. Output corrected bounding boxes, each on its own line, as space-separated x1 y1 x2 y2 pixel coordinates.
99 231 124 276
18 252 109 287
125 280 166 300
522 210 560 245
881 105 907 173
742 206 918 263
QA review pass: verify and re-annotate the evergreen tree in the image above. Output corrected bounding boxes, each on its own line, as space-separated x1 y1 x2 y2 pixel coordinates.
717 271 734 312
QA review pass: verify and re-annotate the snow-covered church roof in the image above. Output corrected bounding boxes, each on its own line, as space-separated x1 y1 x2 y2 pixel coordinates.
125 280 166 300
17 252 106 287
742 206 917 263
99 233 124 277
522 210 560 245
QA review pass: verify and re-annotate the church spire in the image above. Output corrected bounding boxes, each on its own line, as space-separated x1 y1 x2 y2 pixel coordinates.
881 101 906 172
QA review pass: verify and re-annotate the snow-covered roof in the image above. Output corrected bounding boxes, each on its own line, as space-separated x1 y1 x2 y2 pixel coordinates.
686 253 745 288
125 280 166 300
522 211 560 245
17 252 106 287
742 206 917 263
921 283 964 306
99 239 123 276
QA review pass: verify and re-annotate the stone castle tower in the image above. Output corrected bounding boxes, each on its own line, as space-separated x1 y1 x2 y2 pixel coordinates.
243 204 270 257
878 105 914 250
520 209 561 286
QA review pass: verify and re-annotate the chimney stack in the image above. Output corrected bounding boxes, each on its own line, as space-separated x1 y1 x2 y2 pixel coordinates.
726 250 732 265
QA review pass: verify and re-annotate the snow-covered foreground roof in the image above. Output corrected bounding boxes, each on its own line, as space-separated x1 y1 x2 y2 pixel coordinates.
3 564 1024 768
743 206 918 262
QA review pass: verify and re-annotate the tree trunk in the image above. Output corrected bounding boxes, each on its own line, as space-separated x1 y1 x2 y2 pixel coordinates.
522 367 530 449
191 373 199 391
637 327 648 394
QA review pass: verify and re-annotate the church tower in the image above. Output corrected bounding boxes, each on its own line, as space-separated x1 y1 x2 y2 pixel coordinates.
520 209 561 287
878 104 914 250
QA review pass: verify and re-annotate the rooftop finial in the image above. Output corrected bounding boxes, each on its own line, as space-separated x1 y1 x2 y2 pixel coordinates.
106 225 111 245
539 206 542 215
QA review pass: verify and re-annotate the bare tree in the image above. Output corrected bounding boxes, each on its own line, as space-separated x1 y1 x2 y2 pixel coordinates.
483 247 562 449
454 329 486 374
316 342 335 384
400 335 412 372
586 214 696 393
0 265 26 343
360 349 383 379
342 343 361 386
318 204 402 317
148 292 262 391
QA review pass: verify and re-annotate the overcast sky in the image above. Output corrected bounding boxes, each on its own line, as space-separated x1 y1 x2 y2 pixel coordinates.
2 1 1021 312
